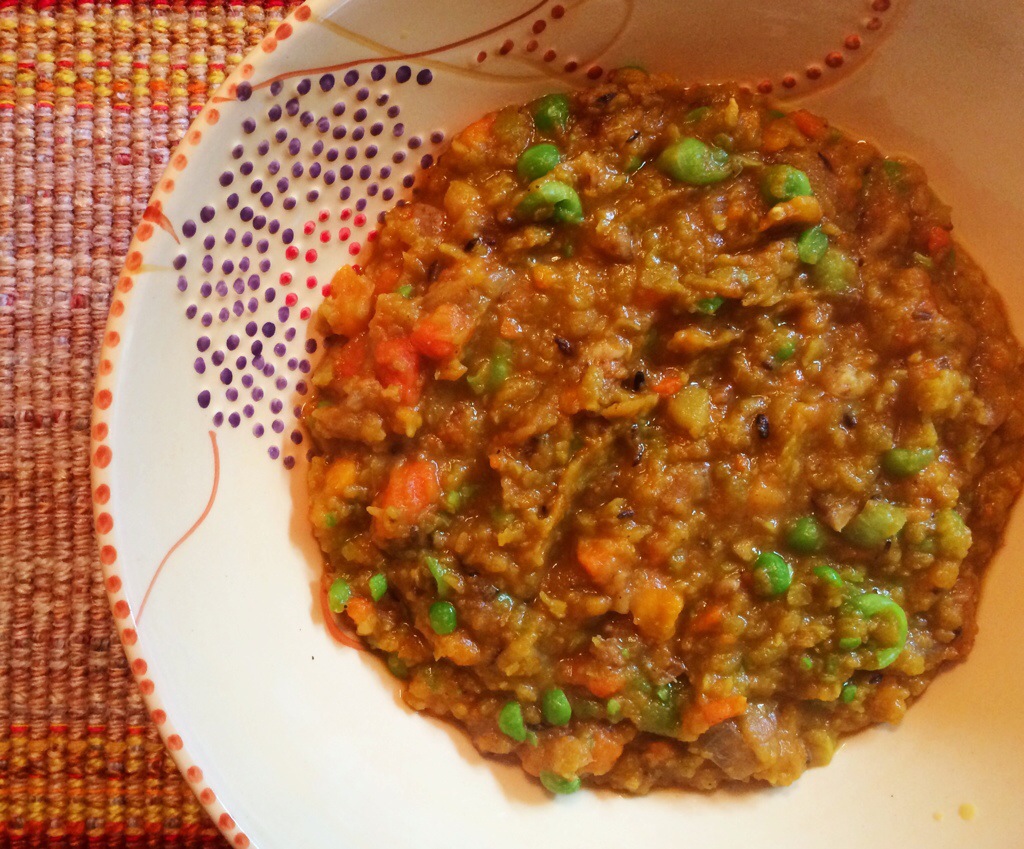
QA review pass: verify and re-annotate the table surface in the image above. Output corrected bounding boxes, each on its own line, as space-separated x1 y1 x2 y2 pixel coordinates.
0 2 300 845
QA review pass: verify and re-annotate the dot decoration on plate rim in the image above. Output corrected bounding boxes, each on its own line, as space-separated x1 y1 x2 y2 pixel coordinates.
173 62 446 468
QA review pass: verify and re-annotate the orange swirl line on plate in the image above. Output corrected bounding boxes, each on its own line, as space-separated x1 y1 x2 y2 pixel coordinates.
137 430 220 623
250 0 550 92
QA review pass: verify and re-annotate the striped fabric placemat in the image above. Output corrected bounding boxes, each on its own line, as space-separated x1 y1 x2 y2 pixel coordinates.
0 2 299 844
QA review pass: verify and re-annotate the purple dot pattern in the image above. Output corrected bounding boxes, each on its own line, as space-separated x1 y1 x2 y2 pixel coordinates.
174 63 444 467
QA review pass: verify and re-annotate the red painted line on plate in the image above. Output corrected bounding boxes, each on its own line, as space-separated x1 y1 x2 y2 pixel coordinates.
137 431 220 623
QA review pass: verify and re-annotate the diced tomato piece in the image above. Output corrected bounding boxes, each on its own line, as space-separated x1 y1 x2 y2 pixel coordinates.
790 109 828 139
411 303 473 359
927 225 952 258
371 460 441 540
334 333 368 379
373 335 423 404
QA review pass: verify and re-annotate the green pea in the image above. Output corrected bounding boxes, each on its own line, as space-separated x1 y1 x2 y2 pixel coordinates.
761 164 813 202
774 339 797 362
838 636 863 651
517 180 583 225
322 511 338 529
386 654 409 678
811 248 858 293
845 592 908 669
395 284 413 298
498 700 528 741
517 143 561 181
696 295 725 315
656 137 732 185
685 106 710 123
787 516 826 553
368 573 388 602
540 771 581 795
327 579 351 613
751 551 792 597
533 93 571 133
797 225 828 265
542 688 572 726
799 656 814 671
813 564 843 588
882 447 935 477
625 155 643 173
424 555 451 598
606 698 621 717
843 500 907 548
882 159 904 182
840 682 858 703
428 600 458 635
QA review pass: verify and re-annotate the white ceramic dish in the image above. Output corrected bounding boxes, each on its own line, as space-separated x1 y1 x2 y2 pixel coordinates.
92 1 1024 846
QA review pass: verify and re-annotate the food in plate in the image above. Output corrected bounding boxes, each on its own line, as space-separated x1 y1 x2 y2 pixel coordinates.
302 70 1024 794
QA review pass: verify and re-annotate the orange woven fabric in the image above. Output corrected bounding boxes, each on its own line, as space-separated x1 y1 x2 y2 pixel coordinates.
0 2 299 845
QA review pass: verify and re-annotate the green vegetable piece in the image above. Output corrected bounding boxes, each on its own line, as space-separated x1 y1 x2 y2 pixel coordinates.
761 164 813 201
843 500 908 548
386 654 409 678
327 579 351 613
767 108 786 120
468 342 514 394
542 688 572 726
696 295 725 315
840 682 858 703
846 592 908 669
625 155 643 173
882 159 904 182
811 248 858 293
540 771 581 795
533 93 571 133
368 573 388 602
322 511 338 529
656 137 732 185
395 284 413 298
882 447 935 477
685 106 710 123
800 656 814 671
912 251 935 270
606 698 621 717
797 225 829 264
774 338 797 362
838 636 862 651
428 600 458 635
517 143 561 181
787 516 826 553
517 180 583 225
751 551 792 597
424 555 451 598
498 701 528 741
813 564 843 588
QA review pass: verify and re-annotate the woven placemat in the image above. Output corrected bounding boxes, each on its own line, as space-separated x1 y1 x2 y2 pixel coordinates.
0 2 300 844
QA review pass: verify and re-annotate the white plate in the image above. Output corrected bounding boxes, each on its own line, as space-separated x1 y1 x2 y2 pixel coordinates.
92 1 1024 846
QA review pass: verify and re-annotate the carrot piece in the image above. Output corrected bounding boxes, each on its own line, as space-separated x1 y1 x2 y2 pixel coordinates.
576 537 630 588
373 335 423 404
651 374 683 396
411 303 473 359
346 596 374 628
689 602 726 634
584 671 624 699
699 695 747 727
790 108 828 139
458 112 497 148
372 460 440 540
560 656 625 698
